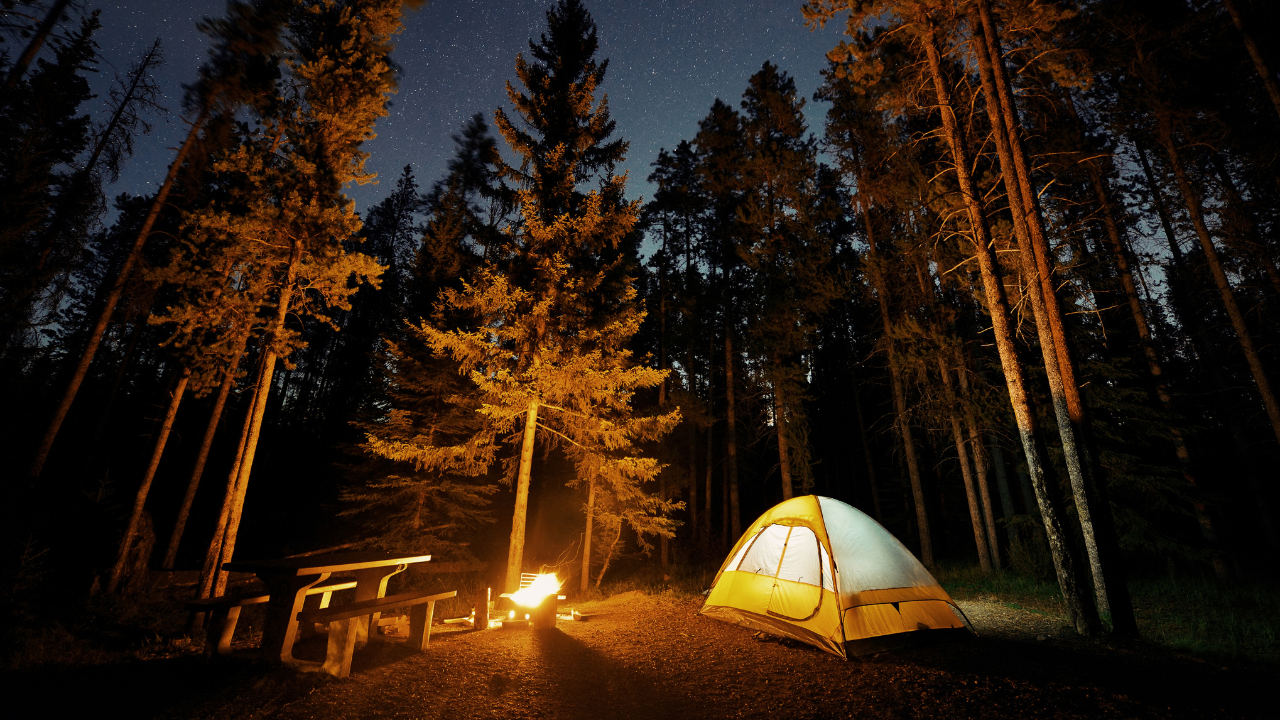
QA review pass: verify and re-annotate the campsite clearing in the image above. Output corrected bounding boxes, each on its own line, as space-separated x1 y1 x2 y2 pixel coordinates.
9 589 1270 718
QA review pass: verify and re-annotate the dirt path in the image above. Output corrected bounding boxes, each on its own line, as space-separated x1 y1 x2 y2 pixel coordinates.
10 592 1269 719
209 593 1265 720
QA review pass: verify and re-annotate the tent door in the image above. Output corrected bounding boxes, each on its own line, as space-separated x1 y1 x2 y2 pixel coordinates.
765 526 823 621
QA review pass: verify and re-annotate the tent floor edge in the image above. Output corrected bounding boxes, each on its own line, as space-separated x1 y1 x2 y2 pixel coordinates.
843 626 972 657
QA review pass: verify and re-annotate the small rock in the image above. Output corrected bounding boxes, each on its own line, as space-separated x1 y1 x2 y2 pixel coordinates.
1036 635 1048 641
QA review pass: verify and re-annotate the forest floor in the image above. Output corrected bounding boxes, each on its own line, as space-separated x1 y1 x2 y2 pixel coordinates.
4 589 1272 719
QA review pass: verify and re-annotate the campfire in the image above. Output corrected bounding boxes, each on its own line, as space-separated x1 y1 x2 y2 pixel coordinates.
501 573 565 629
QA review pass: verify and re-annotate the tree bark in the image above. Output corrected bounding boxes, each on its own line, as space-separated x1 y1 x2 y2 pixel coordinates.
920 16 1097 634
974 1 1129 633
595 520 622 589
580 477 595 594
161 343 245 570
106 367 190 593
211 241 301 597
195 355 263 617
29 110 208 477
507 399 540 593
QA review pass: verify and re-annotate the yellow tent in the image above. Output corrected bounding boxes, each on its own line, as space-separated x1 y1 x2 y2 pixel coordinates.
700 495 971 658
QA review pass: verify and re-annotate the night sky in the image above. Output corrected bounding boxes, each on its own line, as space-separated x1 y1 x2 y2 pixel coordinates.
89 0 848 217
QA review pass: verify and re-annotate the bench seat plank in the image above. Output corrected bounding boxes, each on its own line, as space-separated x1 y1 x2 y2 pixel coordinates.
189 577 358 656
298 589 457 678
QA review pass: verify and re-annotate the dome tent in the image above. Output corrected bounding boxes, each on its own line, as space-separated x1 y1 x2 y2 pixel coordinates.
700 495 972 658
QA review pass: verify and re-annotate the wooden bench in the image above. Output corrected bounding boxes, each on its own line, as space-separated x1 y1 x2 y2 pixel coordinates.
297 589 457 678
186 577 357 656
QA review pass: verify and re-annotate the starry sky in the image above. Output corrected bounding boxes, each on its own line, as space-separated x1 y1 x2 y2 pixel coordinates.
87 0 849 214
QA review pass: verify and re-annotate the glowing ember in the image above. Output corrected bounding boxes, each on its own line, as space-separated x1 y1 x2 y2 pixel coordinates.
509 573 562 607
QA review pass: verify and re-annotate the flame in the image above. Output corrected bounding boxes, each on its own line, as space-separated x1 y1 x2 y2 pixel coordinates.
509 573 562 607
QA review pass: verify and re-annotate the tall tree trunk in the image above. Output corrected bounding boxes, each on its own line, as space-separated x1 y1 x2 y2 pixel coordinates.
991 443 1016 520
959 368 1001 568
196 355 264 616
659 468 669 569
507 399 540 593
1134 138 1185 265
105 367 191 593
1088 163 1228 579
940 361 991 572
161 342 245 570
1153 108 1280 447
773 364 794 501
29 110 208 477
595 520 623 589
212 242 301 596
1222 0 1280 122
861 200 931 563
724 328 741 540
854 390 883 522
1207 152 1280 297
2 0 73 92
705 343 714 545
581 477 595 594
920 15 1097 634
975 2 1131 633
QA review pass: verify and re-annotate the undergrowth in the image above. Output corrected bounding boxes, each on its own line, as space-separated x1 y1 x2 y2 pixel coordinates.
937 563 1280 664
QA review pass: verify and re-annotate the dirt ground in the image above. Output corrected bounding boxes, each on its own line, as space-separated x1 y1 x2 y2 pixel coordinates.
9 592 1271 719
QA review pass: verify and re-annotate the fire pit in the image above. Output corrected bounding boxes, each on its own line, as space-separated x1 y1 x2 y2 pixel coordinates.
501 573 564 630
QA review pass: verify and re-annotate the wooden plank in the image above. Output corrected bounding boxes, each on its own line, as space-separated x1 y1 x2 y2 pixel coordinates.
224 551 431 577
299 590 456 625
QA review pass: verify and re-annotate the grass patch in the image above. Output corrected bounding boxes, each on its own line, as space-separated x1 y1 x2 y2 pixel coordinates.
1128 576 1280 664
934 563 1068 616
937 563 1280 664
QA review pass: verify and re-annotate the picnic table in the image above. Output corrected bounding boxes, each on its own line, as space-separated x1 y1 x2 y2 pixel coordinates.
223 550 431 665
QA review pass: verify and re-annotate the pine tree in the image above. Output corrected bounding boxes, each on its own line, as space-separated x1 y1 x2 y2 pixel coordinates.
398 0 679 593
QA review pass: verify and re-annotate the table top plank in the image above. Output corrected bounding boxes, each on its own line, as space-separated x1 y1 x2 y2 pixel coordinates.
223 551 431 576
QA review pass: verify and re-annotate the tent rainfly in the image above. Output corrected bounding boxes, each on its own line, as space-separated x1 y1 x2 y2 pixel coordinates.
700 495 972 658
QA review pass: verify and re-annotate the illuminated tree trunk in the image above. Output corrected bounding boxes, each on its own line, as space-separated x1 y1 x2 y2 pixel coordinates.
580 477 595 594
507 399 539 593
1153 109 1280 447
209 243 300 599
1222 0 1280 122
29 109 208 477
161 341 246 570
973 0 1126 631
195 357 263 617
106 367 191 593
595 520 622 589
920 16 1097 634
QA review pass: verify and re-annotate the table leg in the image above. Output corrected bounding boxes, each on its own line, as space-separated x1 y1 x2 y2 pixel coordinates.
259 572 330 663
351 563 407 642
